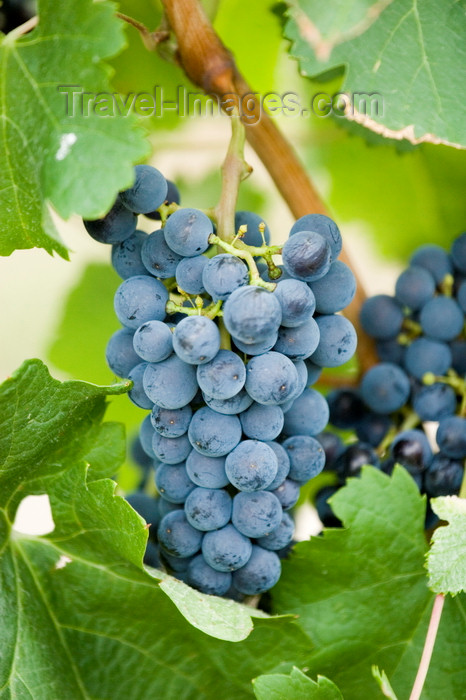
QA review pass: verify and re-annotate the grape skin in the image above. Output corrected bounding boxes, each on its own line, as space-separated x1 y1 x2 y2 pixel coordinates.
114 275 169 329
157 510 203 557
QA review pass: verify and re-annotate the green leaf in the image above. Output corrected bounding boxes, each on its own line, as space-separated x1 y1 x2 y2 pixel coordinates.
0 360 314 696
284 0 466 147
271 467 466 699
0 0 148 257
253 666 343 699
427 496 466 595
0 359 129 521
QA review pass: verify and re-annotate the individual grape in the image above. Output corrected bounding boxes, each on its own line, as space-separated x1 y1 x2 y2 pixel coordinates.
305 360 322 386
145 179 181 220
360 363 411 414
184 487 232 531
232 491 282 538
225 440 278 492
289 213 342 261
282 435 325 483
257 512 294 551
412 383 457 421
355 413 392 447
202 389 253 415
273 279 316 327
233 332 278 356
152 433 192 465
264 442 291 490
141 230 183 279
106 328 139 378
175 255 208 295
404 338 452 380
282 231 331 282
139 414 156 458
120 164 168 214
458 280 466 313
185 451 229 489
133 320 173 363
157 510 203 557
155 462 195 503
111 230 148 279
375 338 405 365
158 497 183 519
173 316 220 365
410 244 453 284
360 294 404 340
83 197 137 244
436 416 466 458
271 479 300 510
114 275 169 329
240 404 284 441
143 355 198 409
232 545 281 595
451 232 466 273
273 318 320 361
327 389 367 429
163 208 213 256
188 406 242 457
196 349 246 399
245 351 298 406
187 555 232 596
202 254 249 301
316 432 344 467
334 442 380 480
150 404 192 438
144 540 161 568
450 339 466 375
125 492 160 539
315 486 341 528
234 210 271 247
394 266 436 310
424 453 464 496
309 260 356 314
419 296 464 341
282 388 330 436
202 524 252 572
223 286 282 344
390 429 432 472
127 362 153 409
159 549 193 573
292 360 309 397
310 314 357 368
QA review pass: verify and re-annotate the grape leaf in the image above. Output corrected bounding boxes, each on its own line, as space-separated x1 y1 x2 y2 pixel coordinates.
283 0 466 147
271 467 466 699
427 496 466 595
0 360 313 697
253 667 343 699
0 0 148 258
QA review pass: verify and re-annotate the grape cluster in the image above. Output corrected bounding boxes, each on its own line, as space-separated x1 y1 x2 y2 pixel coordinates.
83 164 357 597
315 234 466 527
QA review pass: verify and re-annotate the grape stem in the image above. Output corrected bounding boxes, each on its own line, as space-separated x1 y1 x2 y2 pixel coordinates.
215 113 252 243
408 594 445 700
209 233 276 291
116 12 170 52
218 318 231 350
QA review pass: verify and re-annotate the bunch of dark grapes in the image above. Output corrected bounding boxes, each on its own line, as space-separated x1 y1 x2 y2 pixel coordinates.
315 235 466 528
83 164 357 598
